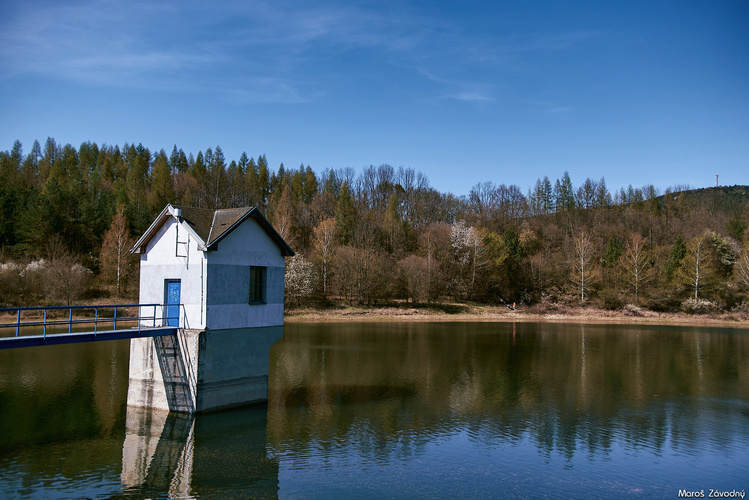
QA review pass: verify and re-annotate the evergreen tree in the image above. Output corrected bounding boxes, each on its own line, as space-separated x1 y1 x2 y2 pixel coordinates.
257 154 270 212
21 139 42 187
336 182 357 245
557 171 575 211
595 177 612 208
191 151 207 207
148 150 174 216
664 236 686 279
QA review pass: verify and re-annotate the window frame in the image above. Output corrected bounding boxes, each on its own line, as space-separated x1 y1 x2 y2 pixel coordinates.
249 266 267 304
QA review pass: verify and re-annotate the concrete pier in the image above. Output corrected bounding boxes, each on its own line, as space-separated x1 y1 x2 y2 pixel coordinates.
127 326 283 413
128 204 293 413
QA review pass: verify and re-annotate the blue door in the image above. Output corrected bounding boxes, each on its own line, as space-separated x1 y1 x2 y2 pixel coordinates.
165 280 181 327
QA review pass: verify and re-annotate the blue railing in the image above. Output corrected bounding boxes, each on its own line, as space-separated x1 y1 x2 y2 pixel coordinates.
0 303 183 341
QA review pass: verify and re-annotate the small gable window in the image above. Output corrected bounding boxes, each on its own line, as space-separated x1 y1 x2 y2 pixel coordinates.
249 266 266 304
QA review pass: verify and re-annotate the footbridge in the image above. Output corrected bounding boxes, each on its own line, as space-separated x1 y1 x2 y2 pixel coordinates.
0 304 183 350
1 204 293 413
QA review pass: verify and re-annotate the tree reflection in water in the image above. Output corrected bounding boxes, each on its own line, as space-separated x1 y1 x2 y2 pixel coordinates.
266 322 749 496
0 322 747 498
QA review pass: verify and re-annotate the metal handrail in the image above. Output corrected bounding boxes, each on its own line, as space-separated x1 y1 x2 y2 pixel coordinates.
0 303 184 340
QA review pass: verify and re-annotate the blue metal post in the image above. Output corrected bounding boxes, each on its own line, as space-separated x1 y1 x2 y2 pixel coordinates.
15 309 20 337
94 308 98 333
114 306 117 330
68 308 72 334
43 309 47 338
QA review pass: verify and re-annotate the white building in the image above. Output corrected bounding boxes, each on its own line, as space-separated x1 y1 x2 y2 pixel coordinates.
130 204 294 330
127 204 294 413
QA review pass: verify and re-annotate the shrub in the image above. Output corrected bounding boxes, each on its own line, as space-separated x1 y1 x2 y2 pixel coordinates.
599 291 623 310
623 304 644 316
730 301 749 314
681 298 717 315
645 294 681 312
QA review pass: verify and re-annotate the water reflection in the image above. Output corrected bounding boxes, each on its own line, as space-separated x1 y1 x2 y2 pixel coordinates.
121 407 195 496
121 405 279 499
267 322 749 495
0 340 279 499
1 322 748 498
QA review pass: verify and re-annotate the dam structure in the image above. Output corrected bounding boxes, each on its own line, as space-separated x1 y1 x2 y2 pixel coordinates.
128 204 294 413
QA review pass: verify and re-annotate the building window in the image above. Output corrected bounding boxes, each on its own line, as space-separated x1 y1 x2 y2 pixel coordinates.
249 266 266 304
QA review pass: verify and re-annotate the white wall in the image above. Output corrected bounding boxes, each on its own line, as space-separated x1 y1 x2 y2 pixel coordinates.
138 214 286 331
204 217 286 329
139 217 206 330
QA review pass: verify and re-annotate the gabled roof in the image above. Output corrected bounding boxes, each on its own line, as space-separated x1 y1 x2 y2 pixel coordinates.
130 204 294 256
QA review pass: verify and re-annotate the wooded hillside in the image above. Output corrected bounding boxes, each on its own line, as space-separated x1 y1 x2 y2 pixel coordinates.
1 138 748 312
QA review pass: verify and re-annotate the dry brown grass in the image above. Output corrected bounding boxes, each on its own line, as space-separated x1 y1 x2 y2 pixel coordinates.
285 302 749 328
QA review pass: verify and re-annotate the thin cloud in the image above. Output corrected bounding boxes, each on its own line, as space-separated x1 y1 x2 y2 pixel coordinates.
525 99 573 114
0 1 598 104
451 91 495 103
419 69 496 103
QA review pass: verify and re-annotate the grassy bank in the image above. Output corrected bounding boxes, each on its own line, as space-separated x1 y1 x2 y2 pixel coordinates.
285 302 749 328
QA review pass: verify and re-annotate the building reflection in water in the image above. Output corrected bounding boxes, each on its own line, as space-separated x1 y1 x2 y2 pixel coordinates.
121 405 280 499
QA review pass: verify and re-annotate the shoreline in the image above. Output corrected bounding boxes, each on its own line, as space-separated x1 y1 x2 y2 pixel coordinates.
285 304 749 329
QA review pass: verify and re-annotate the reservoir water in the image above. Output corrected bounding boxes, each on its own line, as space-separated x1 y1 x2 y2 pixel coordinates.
1 321 747 499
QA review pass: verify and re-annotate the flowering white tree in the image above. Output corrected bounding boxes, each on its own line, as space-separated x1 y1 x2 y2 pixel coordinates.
450 220 473 266
450 221 487 298
285 254 316 306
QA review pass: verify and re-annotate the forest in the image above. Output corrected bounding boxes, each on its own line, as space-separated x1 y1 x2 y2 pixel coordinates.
1 138 748 314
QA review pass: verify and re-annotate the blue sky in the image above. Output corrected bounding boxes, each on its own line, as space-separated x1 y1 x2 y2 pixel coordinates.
1 0 747 197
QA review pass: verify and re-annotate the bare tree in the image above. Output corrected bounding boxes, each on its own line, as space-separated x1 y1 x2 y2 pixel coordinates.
622 234 653 305
467 228 489 299
398 255 429 304
44 253 91 306
312 218 336 297
571 232 595 303
733 248 749 291
679 233 712 300
418 223 451 304
100 206 135 296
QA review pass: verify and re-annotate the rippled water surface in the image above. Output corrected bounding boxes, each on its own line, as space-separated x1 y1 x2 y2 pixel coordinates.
1 322 748 499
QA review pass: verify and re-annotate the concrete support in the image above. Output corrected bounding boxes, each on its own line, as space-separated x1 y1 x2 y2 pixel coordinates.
127 326 283 413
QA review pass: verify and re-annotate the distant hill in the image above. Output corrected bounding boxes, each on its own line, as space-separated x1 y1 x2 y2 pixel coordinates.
660 185 749 214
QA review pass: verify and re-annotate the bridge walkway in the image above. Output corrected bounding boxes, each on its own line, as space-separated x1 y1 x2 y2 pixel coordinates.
0 303 183 349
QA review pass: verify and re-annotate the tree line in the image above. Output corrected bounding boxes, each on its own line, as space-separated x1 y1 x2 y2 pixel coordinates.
1 138 748 312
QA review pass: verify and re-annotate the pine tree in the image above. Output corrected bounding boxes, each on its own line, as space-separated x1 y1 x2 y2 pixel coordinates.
664 236 686 279
257 155 270 212
555 171 575 211
148 150 174 216
336 182 357 245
